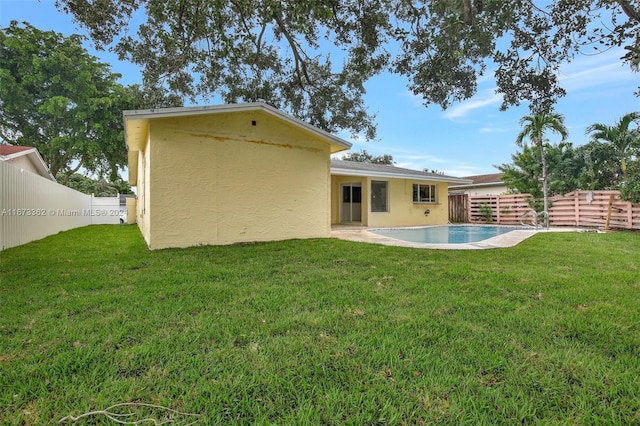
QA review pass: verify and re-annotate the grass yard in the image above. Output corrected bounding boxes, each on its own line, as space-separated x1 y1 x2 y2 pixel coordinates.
1 225 639 425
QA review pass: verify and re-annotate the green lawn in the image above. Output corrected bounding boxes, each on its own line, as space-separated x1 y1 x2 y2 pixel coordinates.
1 225 639 425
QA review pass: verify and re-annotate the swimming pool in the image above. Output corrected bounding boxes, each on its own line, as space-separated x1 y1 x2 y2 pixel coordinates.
370 225 529 244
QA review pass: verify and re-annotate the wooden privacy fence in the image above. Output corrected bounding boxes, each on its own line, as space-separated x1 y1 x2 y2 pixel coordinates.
448 193 468 223
467 193 531 225
466 191 640 229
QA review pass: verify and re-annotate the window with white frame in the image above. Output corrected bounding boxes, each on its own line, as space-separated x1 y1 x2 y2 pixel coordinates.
413 183 436 203
371 180 388 212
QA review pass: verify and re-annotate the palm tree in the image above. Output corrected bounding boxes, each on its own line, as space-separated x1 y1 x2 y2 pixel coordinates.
586 112 640 179
515 112 568 216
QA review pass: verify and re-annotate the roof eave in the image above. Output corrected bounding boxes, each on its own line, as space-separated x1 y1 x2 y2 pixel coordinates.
123 102 352 152
30 150 55 181
0 147 36 161
1 148 55 180
450 182 504 189
331 167 472 184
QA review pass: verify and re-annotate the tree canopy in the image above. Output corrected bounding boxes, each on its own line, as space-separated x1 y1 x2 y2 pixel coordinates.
498 142 583 204
499 111 640 203
340 149 394 165
53 0 640 137
57 172 133 196
0 22 180 183
586 111 640 178
0 22 127 182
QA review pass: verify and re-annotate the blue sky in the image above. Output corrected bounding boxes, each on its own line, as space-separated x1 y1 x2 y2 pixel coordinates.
2 0 640 177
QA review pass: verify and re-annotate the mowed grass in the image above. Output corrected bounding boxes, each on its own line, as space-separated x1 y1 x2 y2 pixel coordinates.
1 226 639 425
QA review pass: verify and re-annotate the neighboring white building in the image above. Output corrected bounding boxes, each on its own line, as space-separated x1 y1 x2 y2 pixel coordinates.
449 173 507 196
0 145 55 181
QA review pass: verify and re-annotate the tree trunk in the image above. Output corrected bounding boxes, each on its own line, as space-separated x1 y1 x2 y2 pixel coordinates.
60 161 83 186
540 143 550 227
462 0 473 24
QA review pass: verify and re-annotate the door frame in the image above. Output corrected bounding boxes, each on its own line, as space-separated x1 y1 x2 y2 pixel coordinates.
340 182 362 223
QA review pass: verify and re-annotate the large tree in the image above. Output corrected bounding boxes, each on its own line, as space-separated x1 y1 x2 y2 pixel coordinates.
53 0 640 136
0 22 179 183
515 112 568 214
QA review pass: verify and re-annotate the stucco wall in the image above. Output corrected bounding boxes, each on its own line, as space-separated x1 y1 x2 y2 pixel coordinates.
135 135 151 246
126 197 137 225
331 175 368 225
332 176 449 228
146 110 332 249
367 179 449 227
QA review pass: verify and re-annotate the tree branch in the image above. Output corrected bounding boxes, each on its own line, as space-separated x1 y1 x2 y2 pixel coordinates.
273 12 313 89
617 0 640 23
463 0 473 25
526 0 551 16
61 161 83 185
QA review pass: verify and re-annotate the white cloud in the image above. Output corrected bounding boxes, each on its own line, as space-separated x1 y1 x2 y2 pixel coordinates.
442 167 485 177
399 88 430 109
396 155 498 177
395 154 447 164
558 48 637 90
442 91 503 120
479 126 511 133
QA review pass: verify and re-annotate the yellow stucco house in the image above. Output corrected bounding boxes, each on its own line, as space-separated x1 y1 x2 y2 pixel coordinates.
124 103 470 249
331 160 470 227
125 103 351 249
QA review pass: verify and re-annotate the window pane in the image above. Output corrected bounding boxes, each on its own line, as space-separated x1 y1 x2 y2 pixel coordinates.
429 185 436 202
343 185 362 203
352 186 362 203
371 181 388 212
343 189 351 203
413 184 436 203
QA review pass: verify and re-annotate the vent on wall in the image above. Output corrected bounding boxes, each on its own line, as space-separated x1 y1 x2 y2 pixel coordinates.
251 120 257 126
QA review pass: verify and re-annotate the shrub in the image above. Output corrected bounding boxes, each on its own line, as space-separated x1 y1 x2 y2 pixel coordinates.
479 203 493 223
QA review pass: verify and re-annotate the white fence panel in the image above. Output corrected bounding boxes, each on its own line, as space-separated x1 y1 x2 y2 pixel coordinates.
1 161 92 250
90 196 121 224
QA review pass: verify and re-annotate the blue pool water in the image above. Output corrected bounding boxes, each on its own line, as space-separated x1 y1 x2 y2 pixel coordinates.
371 225 526 244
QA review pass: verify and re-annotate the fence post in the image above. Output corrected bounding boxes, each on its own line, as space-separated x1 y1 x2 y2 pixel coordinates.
605 193 615 231
574 192 580 226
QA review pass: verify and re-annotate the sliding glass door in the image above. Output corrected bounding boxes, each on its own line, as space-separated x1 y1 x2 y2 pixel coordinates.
340 183 362 223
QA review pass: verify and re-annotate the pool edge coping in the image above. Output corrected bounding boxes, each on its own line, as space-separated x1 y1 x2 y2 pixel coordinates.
330 225 581 250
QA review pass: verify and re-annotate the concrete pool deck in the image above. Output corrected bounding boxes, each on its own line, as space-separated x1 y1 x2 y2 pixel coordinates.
331 225 581 250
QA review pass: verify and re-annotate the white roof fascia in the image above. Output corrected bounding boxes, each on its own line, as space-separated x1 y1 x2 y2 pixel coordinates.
450 182 505 188
331 167 472 184
31 149 55 180
123 102 352 150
